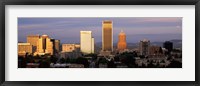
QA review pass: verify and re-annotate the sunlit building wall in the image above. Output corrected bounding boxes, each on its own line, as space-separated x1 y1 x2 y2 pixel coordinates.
62 44 80 52
18 43 33 54
117 30 127 51
80 31 94 54
91 37 94 53
37 38 44 53
102 20 113 51
45 38 54 55
27 35 40 52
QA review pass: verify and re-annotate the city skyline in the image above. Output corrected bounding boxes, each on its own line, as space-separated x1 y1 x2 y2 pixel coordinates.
18 18 182 68
18 17 182 44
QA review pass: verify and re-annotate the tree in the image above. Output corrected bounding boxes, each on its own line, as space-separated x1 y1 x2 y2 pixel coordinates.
39 60 50 68
167 60 182 68
18 56 26 68
119 52 136 68
107 59 116 68
76 57 89 68
98 57 108 64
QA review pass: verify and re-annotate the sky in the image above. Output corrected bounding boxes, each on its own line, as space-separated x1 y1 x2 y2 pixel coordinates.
18 17 182 44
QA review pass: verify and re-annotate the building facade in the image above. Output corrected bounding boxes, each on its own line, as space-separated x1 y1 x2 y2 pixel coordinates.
27 35 40 53
62 44 80 52
149 46 163 55
36 34 54 55
80 31 94 54
54 40 60 53
102 20 113 51
163 41 173 54
45 38 54 55
18 43 33 55
139 39 150 56
117 29 127 51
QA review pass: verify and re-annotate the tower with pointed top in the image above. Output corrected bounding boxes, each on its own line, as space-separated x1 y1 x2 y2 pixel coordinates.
117 29 127 51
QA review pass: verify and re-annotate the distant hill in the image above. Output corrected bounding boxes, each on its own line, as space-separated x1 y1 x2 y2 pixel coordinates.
95 39 182 49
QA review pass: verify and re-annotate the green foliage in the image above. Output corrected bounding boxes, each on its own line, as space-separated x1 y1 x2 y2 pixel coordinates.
76 57 89 68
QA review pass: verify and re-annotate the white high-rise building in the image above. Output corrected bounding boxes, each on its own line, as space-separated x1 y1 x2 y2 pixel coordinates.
80 31 94 54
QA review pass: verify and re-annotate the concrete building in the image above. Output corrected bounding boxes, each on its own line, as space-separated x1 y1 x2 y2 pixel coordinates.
54 40 60 53
117 29 127 51
80 31 94 54
36 34 54 55
45 38 54 55
102 20 113 51
62 44 80 52
139 39 150 56
27 35 40 52
18 43 33 56
37 38 44 54
149 46 163 55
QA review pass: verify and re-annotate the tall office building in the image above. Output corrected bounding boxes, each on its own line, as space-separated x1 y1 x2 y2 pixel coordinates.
139 39 150 56
163 41 173 54
45 38 54 55
37 38 44 53
102 20 113 51
37 34 49 53
80 31 94 54
91 37 94 53
41 34 49 51
117 29 127 51
27 35 40 52
54 40 60 53
36 34 54 55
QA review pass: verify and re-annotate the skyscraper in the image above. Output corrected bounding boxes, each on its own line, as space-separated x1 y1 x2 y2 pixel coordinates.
36 34 54 55
37 34 49 53
139 39 150 56
45 38 54 55
41 34 49 51
54 40 60 53
80 31 94 54
163 41 173 54
27 35 40 53
117 29 127 51
37 38 44 53
102 20 113 51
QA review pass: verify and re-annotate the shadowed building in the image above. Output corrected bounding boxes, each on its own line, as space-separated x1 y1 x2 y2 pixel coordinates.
102 20 113 52
139 39 150 56
163 41 173 54
54 40 60 53
149 46 163 55
117 29 127 51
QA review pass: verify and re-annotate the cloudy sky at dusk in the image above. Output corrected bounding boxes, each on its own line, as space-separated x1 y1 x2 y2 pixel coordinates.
18 17 182 44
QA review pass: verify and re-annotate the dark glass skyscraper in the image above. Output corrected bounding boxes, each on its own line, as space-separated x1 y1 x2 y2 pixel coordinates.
163 41 173 54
